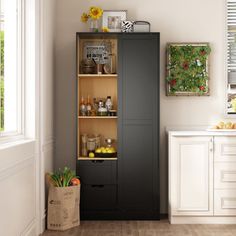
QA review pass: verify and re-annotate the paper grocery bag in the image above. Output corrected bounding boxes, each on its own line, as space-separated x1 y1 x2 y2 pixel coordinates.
47 185 80 231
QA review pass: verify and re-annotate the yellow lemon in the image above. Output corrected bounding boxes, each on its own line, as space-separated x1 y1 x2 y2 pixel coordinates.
89 152 95 158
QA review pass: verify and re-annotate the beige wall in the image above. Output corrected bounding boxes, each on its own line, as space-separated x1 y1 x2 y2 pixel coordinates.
55 0 231 213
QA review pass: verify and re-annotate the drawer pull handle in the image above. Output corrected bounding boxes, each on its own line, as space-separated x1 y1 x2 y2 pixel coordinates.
91 160 104 163
91 185 105 188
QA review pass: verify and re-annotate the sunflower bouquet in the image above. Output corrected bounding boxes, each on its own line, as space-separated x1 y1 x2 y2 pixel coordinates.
81 6 104 32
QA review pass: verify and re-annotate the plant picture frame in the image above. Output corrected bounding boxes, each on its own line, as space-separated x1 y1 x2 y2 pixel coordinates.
166 43 211 96
102 10 127 32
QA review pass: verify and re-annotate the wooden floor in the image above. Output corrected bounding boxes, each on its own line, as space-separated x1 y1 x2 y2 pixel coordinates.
42 220 236 236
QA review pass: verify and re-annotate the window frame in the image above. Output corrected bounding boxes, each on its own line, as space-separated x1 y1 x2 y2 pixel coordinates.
0 0 25 142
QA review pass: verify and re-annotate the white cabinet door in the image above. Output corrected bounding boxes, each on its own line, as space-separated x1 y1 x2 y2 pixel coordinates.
169 136 213 216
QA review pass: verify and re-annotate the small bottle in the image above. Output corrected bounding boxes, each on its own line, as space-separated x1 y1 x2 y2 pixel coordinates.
86 95 92 116
81 134 88 157
92 98 98 116
105 96 113 111
80 96 86 116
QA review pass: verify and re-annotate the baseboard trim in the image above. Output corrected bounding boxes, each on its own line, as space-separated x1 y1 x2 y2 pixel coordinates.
170 216 236 224
21 219 36 236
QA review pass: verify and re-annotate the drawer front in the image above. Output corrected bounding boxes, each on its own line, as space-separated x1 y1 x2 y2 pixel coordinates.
214 137 236 162
215 163 236 189
214 190 236 215
80 184 117 210
77 160 117 185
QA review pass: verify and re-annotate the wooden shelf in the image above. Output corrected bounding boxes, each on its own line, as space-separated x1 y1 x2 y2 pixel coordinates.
78 74 118 78
78 116 117 119
78 157 118 160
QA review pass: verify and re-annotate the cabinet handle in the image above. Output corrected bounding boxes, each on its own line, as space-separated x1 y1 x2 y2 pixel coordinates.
91 160 104 163
91 185 104 188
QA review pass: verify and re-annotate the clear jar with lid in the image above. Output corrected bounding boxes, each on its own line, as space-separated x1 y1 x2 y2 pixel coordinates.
87 137 96 154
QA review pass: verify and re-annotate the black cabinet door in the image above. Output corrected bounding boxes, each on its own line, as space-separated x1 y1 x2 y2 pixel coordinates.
118 34 159 216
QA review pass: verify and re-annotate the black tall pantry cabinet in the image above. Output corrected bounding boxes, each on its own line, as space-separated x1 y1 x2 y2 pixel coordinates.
76 33 160 220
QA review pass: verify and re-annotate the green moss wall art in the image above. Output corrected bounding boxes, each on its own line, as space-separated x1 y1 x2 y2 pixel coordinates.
166 43 211 96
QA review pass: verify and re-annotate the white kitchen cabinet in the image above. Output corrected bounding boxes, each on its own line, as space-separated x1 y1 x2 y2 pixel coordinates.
169 131 236 224
169 136 213 216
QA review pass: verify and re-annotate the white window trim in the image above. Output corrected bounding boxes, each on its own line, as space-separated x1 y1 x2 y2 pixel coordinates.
225 0 233 117
0 0 25 142
0 0 38 144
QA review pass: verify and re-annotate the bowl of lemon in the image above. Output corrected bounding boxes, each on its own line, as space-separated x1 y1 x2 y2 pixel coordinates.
95 146 117 158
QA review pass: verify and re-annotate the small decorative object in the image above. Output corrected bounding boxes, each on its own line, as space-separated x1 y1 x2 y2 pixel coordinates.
81 6 103 32
96 63 103 74
102 27 109 32
105 138 113 148
121 21 134 32
80 58 96 74
103 63 111 74
166 43 211 96
133 21 150 32
102 10 127 32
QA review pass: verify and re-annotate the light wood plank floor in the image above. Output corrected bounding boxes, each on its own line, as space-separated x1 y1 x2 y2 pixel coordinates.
42 220 236 236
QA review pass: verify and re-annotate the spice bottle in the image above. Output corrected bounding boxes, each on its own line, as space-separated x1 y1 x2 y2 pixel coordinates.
80 96 87 116
86 95 92 116
105 96 113 111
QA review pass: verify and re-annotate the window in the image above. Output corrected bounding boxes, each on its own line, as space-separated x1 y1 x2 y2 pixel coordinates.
0 0 23 137
227 0 236 114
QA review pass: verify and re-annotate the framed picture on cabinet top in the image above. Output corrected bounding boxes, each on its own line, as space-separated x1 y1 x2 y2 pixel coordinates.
102 10 127 32
166 43 211 96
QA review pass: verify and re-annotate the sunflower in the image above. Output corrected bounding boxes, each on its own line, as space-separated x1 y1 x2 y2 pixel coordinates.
89 6 103 20
81 13 89 23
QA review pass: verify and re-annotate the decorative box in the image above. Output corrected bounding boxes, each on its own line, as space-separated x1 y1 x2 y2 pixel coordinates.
121 21 134 32
133 21 150 32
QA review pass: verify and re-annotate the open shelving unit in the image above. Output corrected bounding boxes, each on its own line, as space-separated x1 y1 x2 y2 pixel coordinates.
77 34 118 160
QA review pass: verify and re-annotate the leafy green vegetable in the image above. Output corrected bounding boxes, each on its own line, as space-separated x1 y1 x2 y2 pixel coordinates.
50 167 78 187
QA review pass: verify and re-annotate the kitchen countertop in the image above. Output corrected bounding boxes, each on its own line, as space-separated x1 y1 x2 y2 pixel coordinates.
167 127 236 136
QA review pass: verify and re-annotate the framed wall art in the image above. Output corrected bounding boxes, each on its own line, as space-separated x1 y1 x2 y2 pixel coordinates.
166 43 211 96
102 10 127 32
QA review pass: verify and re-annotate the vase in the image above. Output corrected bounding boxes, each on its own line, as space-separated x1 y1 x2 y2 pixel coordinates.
89 19 99 32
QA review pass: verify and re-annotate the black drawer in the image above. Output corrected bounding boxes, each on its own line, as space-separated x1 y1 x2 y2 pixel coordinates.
77 160 117 185
80 184 117 210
